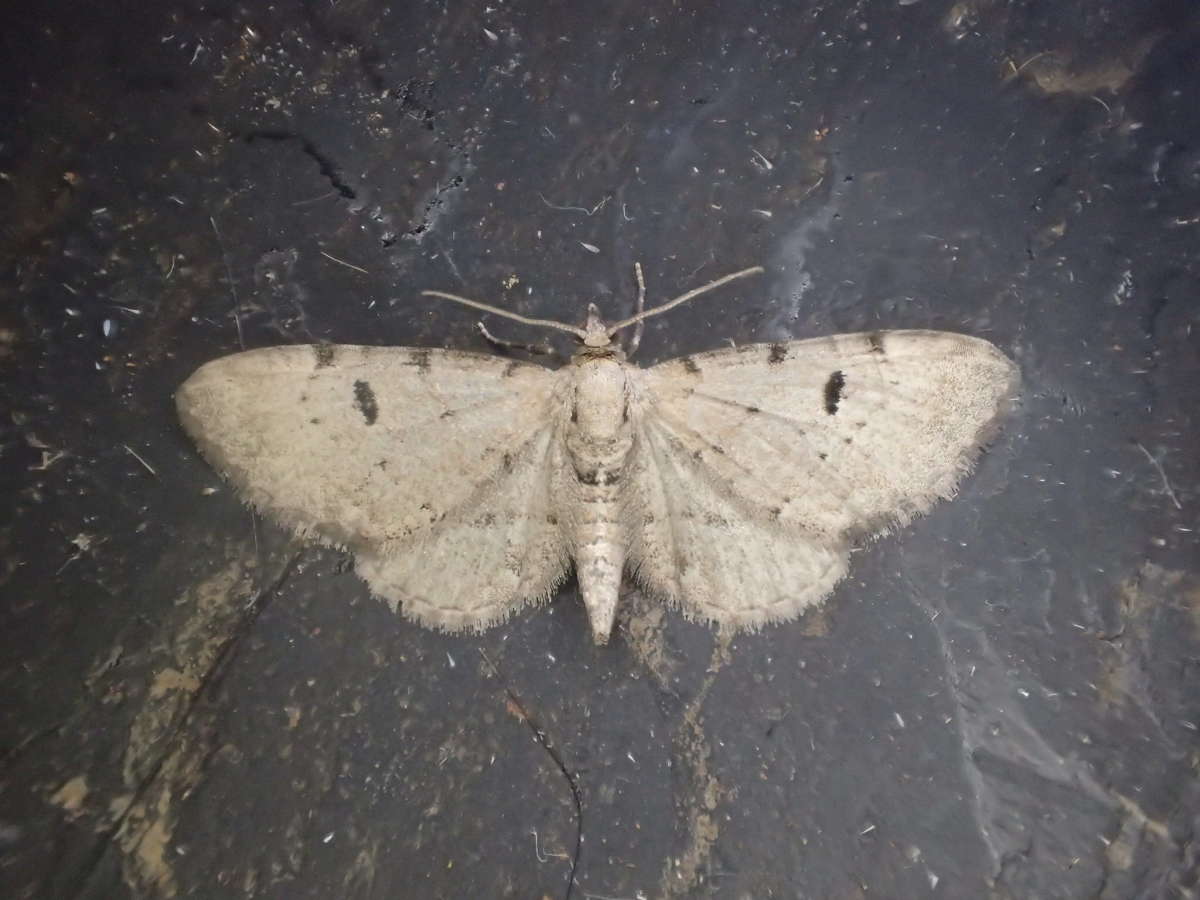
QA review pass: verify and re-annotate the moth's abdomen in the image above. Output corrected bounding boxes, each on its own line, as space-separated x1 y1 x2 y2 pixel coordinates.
574 511 625 645
564 357 635 643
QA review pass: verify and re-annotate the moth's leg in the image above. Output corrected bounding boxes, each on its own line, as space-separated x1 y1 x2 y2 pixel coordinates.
625 262 648 357
477 321 565 362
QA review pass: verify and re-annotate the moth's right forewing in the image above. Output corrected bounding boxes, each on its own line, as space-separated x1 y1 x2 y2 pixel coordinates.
176 345 563 548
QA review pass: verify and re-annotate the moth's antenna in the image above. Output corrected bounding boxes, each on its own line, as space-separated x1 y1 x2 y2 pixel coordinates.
606 266 765 337
624 262 648 356
421 290 587 339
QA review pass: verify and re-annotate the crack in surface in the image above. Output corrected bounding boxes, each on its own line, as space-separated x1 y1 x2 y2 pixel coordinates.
63 551 300 899
478 648 583 900
907 564 1188 895
242 130 359 200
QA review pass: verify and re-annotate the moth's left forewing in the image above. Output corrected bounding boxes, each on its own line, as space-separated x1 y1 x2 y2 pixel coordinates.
638 330 1019 536
625 330 1019 629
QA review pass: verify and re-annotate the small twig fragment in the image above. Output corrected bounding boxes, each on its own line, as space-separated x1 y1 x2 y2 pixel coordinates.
538 193 610 217
1135 442 1182 510
123 444 158 477
480 648 582 899
320 250 369 274
750 148 774 171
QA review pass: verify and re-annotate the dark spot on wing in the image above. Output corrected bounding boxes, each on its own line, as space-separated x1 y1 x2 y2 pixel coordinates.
867 332 886 353
502 360 521 377
823 370 846 415
768 343 788 364
409 349 432 373
353 379 379 425
313 345 336 368
602 471 621 485
578 469 601 486
681 356 701 375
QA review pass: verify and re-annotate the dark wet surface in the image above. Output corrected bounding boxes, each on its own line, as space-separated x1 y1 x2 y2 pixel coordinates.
3 1 1198 898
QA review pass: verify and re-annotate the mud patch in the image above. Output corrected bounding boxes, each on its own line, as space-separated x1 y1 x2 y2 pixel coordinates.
621 587 677 686
111 556 263 898
800 605 831 637
113 741 208 899
1184 583 1200 641
343 838 381 895
658 629 732 898
1095 563 1186 714
49 775 90 819
1008 36 1159 97
122 560 255 787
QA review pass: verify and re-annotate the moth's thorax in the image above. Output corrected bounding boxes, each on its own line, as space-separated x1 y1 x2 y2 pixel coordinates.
567 357 633 445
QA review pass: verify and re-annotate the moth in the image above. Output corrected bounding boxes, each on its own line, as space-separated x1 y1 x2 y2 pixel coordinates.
177 265 1019 644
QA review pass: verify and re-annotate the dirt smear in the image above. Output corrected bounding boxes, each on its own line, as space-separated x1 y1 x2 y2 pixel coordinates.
621 587 678 687
1009 35 1160 97
49 775 90 819
111 556 260 898
658 629 732 898
1095 563 1186 716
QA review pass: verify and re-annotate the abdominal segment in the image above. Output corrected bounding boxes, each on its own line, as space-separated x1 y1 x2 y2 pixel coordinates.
574 510 625 644
562 357 637 643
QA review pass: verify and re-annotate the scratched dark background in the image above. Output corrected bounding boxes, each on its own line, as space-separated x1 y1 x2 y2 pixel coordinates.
2 1 1198 898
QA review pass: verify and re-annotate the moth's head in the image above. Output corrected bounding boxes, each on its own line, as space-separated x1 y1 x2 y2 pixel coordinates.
581 303 614 349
